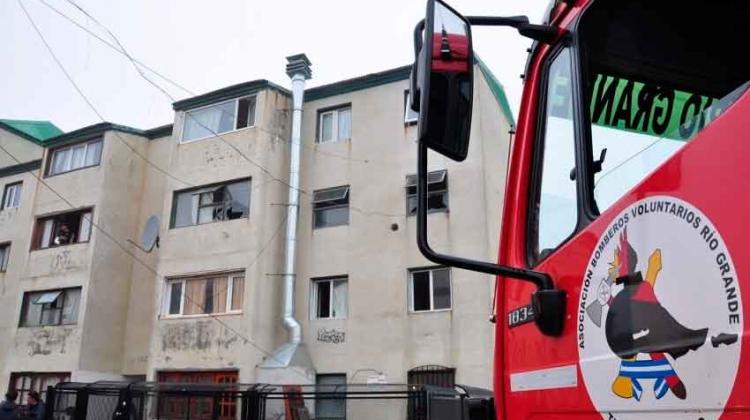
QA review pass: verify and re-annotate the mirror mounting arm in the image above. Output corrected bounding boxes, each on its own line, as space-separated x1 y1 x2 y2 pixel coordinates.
465 16 529 27
465 16 559 43
417 141 566 336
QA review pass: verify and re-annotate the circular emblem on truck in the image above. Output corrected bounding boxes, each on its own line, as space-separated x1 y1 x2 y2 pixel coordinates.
578 196 742 419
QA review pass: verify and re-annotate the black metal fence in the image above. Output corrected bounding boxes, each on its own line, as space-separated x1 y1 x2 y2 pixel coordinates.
44 381 494 420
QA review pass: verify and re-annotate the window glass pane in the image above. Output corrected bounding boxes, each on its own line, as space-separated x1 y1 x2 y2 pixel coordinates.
41 306 61 325
51 148 71 175
183 101 237 142
22 293 42 327
411 271 431 311
40 219 53 248
85 140 103 166
198 205 217 224
173 192 198 227
169 282 182 315
332 280 347 319
313 186 349 203
316 375 346 419
537 48 578 255
236 97 256 129
78 211 92 242
427 191 448 212
314 207 349 228
231 277 244 311
62 288 81 324
338 108 351 140
432 269 451 310
405 92 419 122
213 277 228 313
317 281 331 318
320 113 333 142
184 279 208 315
0 245 8 271
225 181 250 219
70 144 86 170
11 184 21 208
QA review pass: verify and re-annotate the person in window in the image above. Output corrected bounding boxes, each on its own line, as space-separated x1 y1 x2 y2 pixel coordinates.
0 390 19 420
26 391 44 420
54 223 75 246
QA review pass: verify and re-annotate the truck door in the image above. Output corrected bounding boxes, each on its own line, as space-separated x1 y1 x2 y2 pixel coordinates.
500 1 749 419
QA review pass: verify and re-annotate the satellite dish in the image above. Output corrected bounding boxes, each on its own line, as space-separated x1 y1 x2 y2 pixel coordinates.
141 215 160 252
128 215 160 252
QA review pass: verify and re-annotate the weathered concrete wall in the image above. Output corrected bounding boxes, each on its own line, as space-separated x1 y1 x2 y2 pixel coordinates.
294 70 509 388
0 129 43 167
145 89 291 382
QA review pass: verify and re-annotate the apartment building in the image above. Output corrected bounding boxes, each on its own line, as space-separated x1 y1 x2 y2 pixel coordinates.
0 58 514 414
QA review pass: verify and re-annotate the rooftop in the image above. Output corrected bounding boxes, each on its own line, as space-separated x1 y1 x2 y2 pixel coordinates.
0 119 63 143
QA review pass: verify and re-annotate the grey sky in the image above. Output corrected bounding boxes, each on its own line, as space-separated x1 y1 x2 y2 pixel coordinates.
1 0 547 132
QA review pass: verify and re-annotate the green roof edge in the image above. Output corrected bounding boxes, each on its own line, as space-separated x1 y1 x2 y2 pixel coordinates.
476 56 516 126
0 119 63 143
0 159 42 179
304 65 412 102
172 79 290 111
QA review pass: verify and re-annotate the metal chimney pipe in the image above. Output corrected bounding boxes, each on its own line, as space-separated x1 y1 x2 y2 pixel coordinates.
281 54 311 346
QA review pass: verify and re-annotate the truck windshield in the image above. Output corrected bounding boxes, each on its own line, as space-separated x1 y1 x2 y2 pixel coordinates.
579 0 750 213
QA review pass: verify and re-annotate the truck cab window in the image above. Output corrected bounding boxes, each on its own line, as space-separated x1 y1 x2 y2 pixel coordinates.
579 0 750 214
533 47 578 258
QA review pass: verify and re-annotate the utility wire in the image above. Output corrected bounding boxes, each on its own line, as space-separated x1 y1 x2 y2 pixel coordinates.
57 0 405 218
18 0 194 188
17 0 313 381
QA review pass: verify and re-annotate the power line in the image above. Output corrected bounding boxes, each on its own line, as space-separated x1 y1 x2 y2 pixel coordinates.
16 0 315 380
34 0 408 219
0 139 311 381
18 0 194 189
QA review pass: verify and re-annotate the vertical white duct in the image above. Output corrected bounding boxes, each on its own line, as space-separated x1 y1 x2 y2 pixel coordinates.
260 54 312 368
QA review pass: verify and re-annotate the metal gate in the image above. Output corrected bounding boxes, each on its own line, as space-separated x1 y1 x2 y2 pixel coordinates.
44 381 492 420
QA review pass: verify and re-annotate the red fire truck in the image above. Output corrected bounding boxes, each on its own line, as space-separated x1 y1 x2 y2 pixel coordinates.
410 0 749 418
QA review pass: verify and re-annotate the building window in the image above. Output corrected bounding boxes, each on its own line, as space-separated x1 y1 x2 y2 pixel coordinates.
171 179 250 228
2 182 22 210
317 106 351 143
315 374 346 420
156 371 238 420
47 138 103 176
311 276 348 320
313 186 350 229
405 170 448 216
408 365 456 388
163 272 245 317
19 288 82 327
404 90 419 123
408 267 451 312
0 243 10 272
182 96 257 143
10 372 70 406
32 209 93 250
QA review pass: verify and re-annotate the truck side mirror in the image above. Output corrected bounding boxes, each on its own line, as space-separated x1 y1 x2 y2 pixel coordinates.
413 0 474 162
410 0 566 337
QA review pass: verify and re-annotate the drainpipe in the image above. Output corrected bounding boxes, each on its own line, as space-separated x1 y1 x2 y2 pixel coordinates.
281 54 311 346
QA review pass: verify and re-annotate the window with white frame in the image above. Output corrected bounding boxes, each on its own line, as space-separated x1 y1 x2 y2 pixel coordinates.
0 243 10 272
404 90 419 123
33 208 93 250
182 96 257 143
312 186 350 229
317 106 351 143
311 276 348 319
171 179 250 228
47 138 103 176
405 170 448 216
2 182 22 210
19 287 82 327
408 267 451 312
163 272 245 316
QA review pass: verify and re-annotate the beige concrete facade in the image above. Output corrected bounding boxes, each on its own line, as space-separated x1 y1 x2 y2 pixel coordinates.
0 64 512 394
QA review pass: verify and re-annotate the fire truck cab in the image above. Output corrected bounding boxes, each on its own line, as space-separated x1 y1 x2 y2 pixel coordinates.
410 0 750 418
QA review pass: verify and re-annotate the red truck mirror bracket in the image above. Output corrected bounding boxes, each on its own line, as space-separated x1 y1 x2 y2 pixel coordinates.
416 141 566 336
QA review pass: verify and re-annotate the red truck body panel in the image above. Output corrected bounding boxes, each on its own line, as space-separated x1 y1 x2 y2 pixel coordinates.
494 3 749 419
